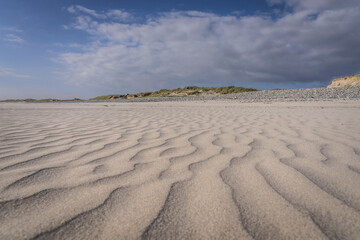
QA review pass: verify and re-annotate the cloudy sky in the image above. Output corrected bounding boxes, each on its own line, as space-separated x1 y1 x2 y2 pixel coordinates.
1 0 359 99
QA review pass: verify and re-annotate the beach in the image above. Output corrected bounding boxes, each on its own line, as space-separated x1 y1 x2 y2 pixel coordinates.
0 100 360 239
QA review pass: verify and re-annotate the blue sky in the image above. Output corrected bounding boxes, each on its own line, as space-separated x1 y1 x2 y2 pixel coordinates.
1 0 359 99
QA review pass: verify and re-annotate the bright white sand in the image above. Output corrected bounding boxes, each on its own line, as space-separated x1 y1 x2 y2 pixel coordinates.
0 100 359 239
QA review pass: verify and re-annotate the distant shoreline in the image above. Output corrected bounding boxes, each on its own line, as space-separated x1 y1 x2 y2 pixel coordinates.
2 86 359 103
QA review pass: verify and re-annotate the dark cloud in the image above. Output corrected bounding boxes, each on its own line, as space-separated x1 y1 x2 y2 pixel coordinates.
58 2 360 91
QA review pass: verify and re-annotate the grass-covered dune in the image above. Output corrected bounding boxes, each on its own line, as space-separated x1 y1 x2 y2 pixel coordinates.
90 86 258 100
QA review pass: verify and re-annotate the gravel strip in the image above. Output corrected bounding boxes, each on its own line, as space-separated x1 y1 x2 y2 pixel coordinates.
93 87 360 103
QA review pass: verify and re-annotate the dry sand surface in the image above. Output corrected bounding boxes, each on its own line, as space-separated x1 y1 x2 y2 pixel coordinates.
0 100 360 240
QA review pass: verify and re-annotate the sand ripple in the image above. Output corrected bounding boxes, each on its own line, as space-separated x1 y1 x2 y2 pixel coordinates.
0 101 359 239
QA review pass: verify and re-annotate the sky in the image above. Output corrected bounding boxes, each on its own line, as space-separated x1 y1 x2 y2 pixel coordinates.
0 0 360 99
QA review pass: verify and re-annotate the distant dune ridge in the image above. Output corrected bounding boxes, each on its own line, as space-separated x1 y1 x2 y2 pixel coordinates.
0 101 360 239
327 74 360 88
90 86 258 100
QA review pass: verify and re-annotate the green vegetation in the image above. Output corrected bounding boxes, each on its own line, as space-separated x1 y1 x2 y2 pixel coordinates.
342 74 360 79
90 86 258 100
1 86 258 102
87 95 126 101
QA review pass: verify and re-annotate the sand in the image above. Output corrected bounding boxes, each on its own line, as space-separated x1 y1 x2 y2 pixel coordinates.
0 100 359 240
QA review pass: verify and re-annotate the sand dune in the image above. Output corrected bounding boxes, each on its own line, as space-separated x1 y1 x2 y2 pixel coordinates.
0 101 360 239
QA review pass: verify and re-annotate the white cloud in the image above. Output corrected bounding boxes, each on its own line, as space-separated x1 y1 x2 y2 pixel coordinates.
1 27 23 33
67 5 132 21
67 5 76 14
268 0 359 11
2 33 25 43
68 5 106 19
57 2 360 92
1 27 25 43
106 9 132 21
54 42 64 47
0 67 32 78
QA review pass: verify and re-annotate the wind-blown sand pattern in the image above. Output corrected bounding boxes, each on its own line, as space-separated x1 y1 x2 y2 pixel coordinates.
0 101 360 240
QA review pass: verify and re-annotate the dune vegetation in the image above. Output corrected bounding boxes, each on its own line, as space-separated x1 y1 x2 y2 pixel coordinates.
90 86 258 100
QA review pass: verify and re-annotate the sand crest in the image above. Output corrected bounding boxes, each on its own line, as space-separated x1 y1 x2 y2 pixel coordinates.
0 101 360 239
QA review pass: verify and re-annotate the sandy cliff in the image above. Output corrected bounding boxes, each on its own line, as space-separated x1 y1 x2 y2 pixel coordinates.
327 74 360 88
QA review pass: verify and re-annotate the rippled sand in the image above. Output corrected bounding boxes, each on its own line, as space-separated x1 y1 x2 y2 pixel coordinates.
0 101 360 239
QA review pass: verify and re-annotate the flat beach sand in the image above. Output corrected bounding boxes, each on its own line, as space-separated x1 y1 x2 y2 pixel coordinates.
0 100 360 239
